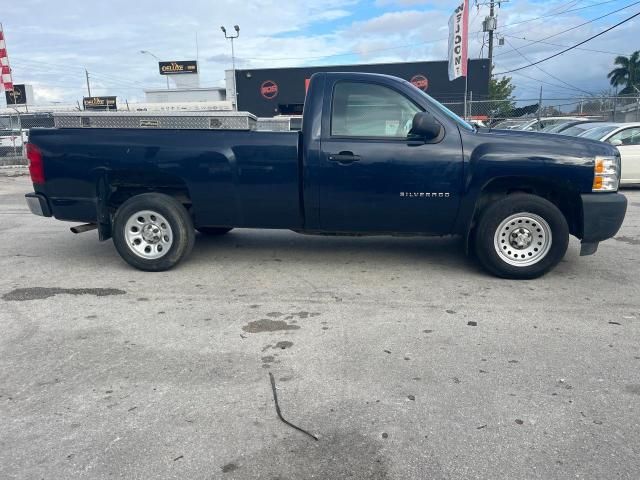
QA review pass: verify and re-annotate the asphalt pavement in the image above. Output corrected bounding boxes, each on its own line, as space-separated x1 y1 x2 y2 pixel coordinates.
1 173 639 480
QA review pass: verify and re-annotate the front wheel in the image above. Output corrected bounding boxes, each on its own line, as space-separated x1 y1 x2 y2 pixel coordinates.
474 194 569 279
112 193 195 271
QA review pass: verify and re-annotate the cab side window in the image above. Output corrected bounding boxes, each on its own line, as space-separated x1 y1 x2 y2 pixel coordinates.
331 82 421 138
608 127 640 146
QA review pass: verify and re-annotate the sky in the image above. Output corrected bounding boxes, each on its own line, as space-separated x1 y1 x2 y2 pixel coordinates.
1 0 638 108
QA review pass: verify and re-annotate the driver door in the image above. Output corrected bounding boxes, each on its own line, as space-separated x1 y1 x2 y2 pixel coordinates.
317 80 464 234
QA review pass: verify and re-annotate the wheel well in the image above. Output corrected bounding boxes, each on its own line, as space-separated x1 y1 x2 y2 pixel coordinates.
471 176 582 237
106 171 192 213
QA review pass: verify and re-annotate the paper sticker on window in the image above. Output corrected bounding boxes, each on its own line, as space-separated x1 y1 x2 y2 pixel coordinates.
385 120 400 136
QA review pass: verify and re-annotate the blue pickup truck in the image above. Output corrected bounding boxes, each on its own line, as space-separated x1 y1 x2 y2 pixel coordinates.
24 72 627 279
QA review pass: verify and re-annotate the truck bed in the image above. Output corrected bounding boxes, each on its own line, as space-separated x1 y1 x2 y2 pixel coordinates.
29 128 302 229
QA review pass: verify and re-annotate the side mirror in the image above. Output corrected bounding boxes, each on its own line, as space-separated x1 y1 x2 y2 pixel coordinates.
409 112 442 141
609 138 622 146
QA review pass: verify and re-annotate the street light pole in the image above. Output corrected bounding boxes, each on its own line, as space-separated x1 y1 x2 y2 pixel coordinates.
221 25 240 111
85 69 92 97
140 50 169 89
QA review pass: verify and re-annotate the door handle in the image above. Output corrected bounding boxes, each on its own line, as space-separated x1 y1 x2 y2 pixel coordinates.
328 151 361 164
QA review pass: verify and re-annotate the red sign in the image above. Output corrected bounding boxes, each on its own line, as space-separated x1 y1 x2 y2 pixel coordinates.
260 80 278 100
410 74 429 91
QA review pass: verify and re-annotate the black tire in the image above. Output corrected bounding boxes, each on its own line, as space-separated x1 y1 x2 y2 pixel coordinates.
474 193 569 279
112 193 195 271
196 226 233 235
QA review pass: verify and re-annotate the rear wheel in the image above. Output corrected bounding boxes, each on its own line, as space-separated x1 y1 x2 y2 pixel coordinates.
112 193 195 271
196 226 233 235
474 194 569 279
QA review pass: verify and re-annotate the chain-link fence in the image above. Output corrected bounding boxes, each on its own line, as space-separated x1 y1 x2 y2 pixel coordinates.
0 112 54 163
444 95 640 127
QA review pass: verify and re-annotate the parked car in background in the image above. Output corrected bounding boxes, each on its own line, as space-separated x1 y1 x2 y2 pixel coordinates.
577 123 640 185
0 113 54 157
491 119 530 130
560 122 611 137
0 115 24 157
0 129 27 157
543 119 605 134
519 117 594 131
468 119 486 128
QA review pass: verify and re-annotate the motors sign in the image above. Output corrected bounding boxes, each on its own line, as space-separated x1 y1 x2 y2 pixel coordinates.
260 80 278 100
83 96 117 111
410 74 429 91
158 60 198 75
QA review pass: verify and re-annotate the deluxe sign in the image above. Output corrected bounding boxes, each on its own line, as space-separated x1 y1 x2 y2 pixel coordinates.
83 96 117 111
5 84 26 105
158 60 198 75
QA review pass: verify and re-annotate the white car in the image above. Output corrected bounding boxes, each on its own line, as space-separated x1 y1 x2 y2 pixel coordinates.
578 123 640 185
519 116 596 131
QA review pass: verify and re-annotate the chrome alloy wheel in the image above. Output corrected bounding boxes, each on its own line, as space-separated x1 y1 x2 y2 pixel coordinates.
124 210 173 260
493 213 552 267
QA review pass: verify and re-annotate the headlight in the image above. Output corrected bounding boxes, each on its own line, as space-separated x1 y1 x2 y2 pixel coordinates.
592 155 620 192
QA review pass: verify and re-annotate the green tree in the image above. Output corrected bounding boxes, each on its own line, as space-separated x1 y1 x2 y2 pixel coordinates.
487 75 516 120
607 51 640 95
489 75 516 101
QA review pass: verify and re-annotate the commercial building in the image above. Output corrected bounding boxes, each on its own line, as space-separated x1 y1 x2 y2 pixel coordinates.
228 59 491 117
143 86 227 104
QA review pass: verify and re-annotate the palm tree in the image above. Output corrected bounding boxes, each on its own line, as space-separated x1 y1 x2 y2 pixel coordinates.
607 51 640 95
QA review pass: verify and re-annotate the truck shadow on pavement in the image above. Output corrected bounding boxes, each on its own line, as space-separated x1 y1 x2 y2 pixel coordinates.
190 229 475 272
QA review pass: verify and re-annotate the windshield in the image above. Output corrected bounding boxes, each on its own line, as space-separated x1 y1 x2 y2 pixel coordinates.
578 125 618 140
545 122 573 133
561 123 603 136
406 82 475 131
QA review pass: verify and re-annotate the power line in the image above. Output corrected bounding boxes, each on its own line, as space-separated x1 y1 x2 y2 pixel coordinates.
495 0 640 58
495 10 640 74
10 58 152 89
501 34 631 56
510 70 592 93
498 0 621 30
503 38 593 94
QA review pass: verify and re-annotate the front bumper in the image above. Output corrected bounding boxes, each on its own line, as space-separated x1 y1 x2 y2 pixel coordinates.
579 192 627 255
25 193 52 217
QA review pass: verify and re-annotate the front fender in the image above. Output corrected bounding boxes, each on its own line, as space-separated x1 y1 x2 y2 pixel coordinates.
454 129 608 238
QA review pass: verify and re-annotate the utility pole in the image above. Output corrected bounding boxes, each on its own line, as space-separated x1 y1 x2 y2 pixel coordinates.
537 86 543 122
487 1 495 70
479 0 506 74
85 69 92 97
